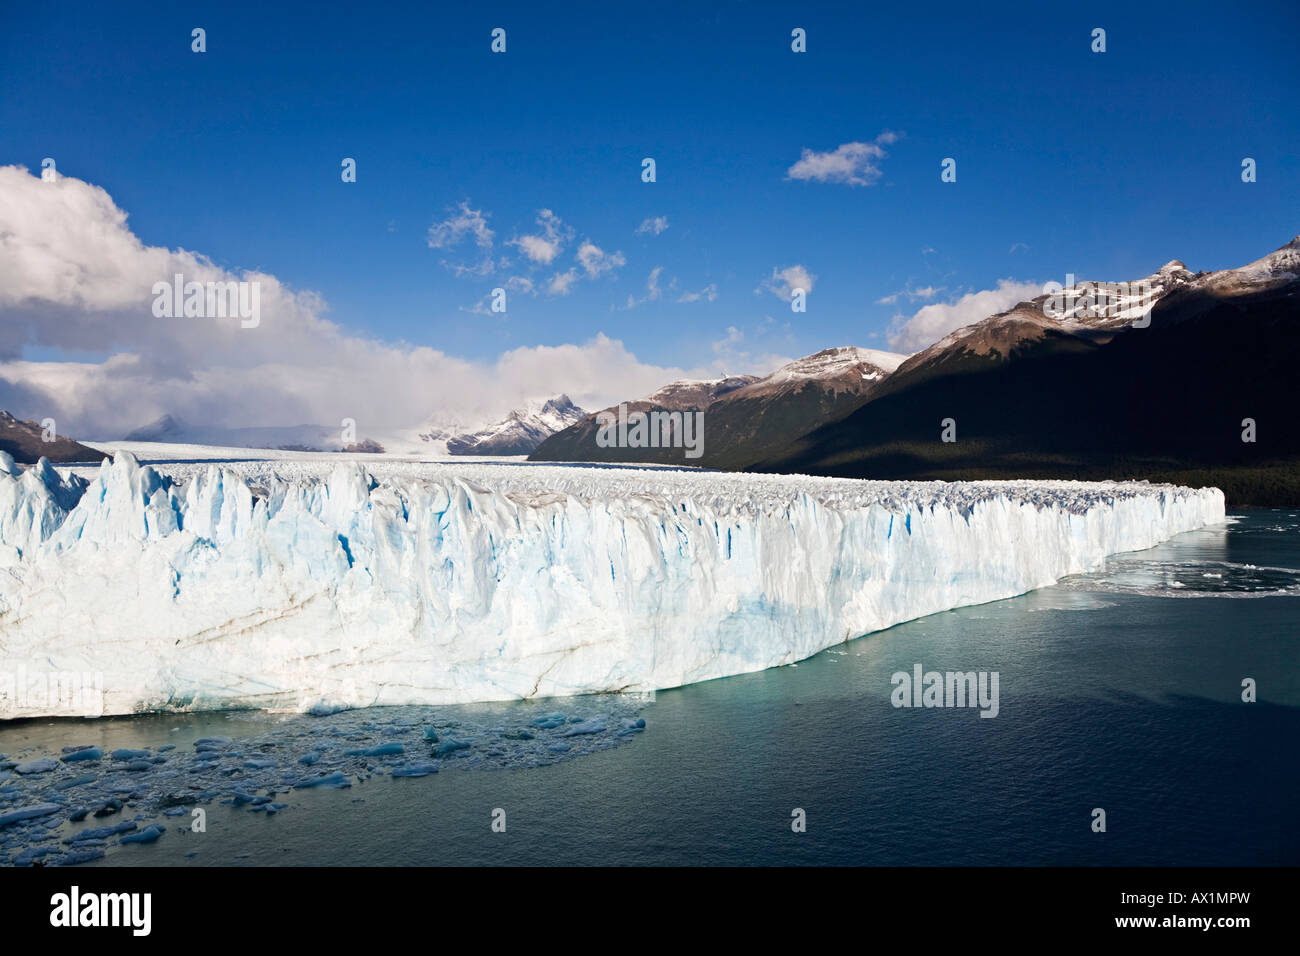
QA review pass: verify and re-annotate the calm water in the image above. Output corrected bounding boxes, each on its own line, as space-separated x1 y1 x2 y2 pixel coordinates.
3 511 1297 866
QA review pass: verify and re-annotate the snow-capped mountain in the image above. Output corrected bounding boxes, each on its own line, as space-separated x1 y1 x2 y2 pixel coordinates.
443 395 588 456
728 347 908 400
531 346 909 468
755 237 1300 505
638 375 761 409
895 237 1300 376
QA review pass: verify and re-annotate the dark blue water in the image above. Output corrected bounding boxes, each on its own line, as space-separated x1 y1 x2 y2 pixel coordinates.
3 511 1297 865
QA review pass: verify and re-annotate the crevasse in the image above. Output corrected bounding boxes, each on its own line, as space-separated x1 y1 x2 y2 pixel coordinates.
0 450 1225 718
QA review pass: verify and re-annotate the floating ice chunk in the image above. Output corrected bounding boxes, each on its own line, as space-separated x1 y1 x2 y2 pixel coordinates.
15 846 60 865
14 758 59 775
61 747 103 763
294 771 352 790
391 762 440 778
561 719 606 737
0 804 62 827
66 820 137 843
618 717 647 735
119 824 165 844
433 739 470 758
91 798 124 817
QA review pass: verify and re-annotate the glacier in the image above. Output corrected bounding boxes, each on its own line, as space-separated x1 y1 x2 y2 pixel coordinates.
0 449 1224 718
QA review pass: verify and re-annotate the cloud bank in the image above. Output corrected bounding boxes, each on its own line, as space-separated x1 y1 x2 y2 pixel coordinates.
887 279 1042 352
0 166 699 438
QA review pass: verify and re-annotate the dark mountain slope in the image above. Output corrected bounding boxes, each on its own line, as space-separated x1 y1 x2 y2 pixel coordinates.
0 411 109 464
751 280 1300 505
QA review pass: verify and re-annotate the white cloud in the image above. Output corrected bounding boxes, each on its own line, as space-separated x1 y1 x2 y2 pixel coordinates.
786 131 901 187
547 269 580 296
0 165 715 436
876 284 943 305
677 283 717 303
624 266 664 309
427 201 494 249
636 216 669 236
448 256 499 278
576 241 626 278
887 279 1043 353
510 209 572 265
758 264 816 302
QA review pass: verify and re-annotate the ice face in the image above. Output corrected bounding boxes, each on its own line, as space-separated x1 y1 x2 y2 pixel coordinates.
0 452 1225 718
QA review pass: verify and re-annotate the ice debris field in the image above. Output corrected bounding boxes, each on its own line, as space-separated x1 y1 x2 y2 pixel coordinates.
0 696 647 866
0 449 1225 719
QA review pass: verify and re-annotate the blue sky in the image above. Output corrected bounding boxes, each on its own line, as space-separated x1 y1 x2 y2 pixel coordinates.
0 0 1297 433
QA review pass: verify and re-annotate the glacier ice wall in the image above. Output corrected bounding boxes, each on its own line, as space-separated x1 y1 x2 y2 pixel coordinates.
0 451 1224 717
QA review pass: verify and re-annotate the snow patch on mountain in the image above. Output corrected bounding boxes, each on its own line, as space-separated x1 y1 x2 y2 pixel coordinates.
443 395 587 455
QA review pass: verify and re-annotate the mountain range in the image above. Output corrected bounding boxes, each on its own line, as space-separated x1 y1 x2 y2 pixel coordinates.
532 238 1300 505
441 395 588 456
118 396 588 457
532 348 907 469
5 238 1296 503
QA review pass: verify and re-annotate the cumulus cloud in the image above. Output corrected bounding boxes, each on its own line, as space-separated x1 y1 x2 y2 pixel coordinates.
886 279 1043 352
636 215 669 236
786 131 901 187
757 264 816 302
509 209 572 265
0 165 711 436
677 283 717 304
576 241 625 278
546 269 580 296
427 201 494 249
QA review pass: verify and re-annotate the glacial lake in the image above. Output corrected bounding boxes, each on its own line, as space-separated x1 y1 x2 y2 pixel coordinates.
2 510 1296 866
